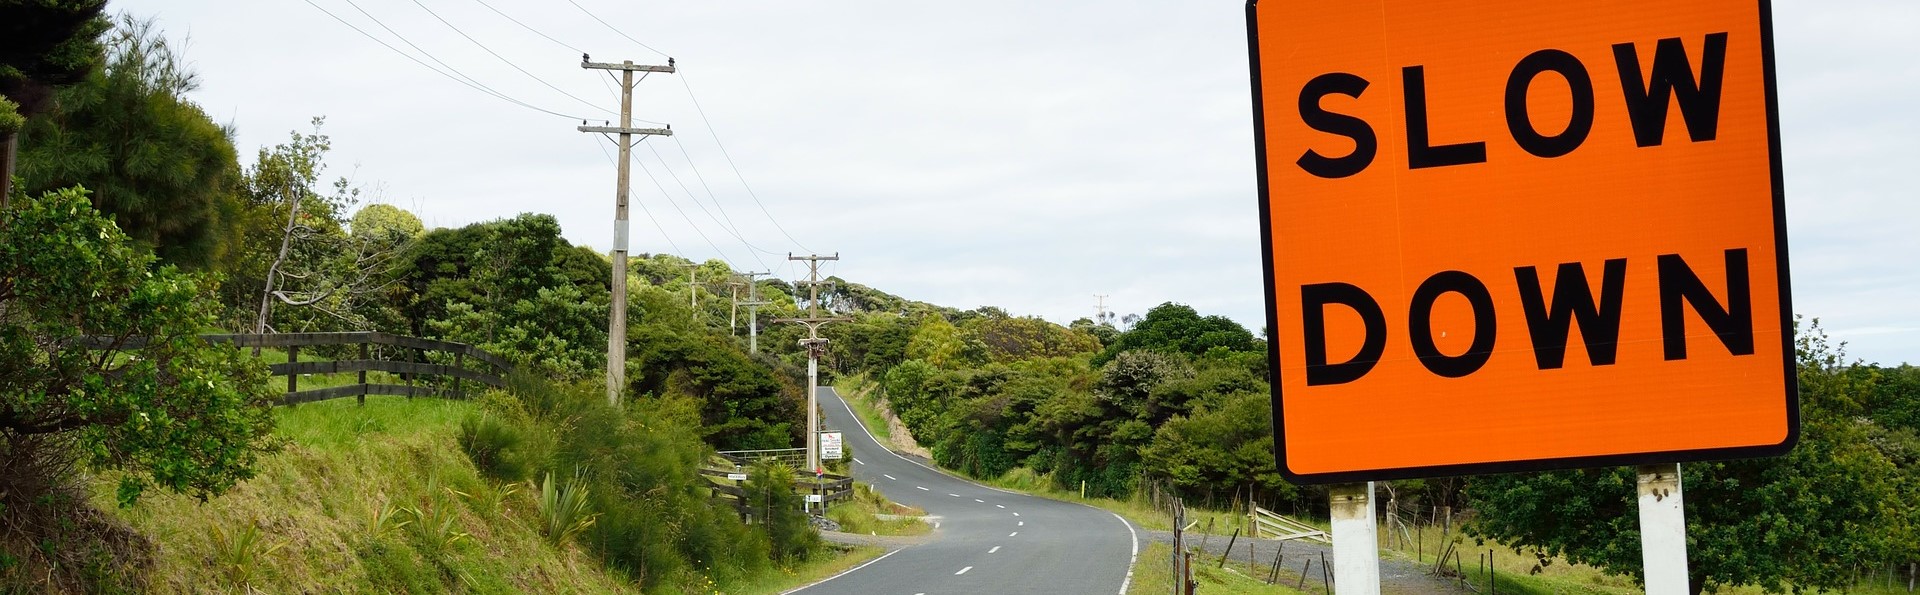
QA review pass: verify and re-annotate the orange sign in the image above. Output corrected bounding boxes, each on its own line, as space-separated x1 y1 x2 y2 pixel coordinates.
1249 0 1795 483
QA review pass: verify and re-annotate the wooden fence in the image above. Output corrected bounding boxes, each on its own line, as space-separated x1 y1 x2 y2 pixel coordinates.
220 332 512 405
698 463 855 522
87 332 512 405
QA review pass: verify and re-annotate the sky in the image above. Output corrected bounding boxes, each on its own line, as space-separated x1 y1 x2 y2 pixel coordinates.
112 0 1920 365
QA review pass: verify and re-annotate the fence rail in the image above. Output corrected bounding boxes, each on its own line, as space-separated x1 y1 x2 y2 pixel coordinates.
86 332 512 405
1250 505 1331 544
698 464 855 522
715 448 809 470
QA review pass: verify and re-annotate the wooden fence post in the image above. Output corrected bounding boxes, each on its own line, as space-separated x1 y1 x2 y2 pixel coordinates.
405 347 415 398
287 345 299 398
357 342 368 406
455 351 465 398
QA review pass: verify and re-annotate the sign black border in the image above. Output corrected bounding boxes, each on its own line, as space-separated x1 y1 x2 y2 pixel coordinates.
1246 0 1799 485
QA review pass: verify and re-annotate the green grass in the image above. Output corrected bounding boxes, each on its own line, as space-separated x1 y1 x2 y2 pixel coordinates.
94 396 634 593
1128 541 1309 594
982 467 1279 536
88 395 880 594
730 545 886 595
833 373 893 444
1382 522 1919 595
252 346 410 392
825 482 930 537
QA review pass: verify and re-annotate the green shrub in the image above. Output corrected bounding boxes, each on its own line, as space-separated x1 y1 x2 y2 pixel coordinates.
534 470 596 546
459 413 528 482
745 460 818 562
208 518 285 588
488 375 777 590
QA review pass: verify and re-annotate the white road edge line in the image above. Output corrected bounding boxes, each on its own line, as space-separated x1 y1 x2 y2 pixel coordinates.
1114 512 1139 595
956 566 973 575
827 387 1025 496
780 547 906 594
989 546 1001 554
827 387 1138 594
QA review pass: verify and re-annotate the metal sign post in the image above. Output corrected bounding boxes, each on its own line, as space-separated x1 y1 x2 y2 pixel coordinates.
1638 464 1690 594
1330 482 1381 593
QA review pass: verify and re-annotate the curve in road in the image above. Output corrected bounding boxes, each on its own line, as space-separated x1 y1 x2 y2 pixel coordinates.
787 387 1138 595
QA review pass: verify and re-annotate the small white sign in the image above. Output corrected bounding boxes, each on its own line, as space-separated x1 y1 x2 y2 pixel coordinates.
805 494 824 503
726 473 748 482
820 431 844 461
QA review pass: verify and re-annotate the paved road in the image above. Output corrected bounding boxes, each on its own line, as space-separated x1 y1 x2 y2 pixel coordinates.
791 387 1139 595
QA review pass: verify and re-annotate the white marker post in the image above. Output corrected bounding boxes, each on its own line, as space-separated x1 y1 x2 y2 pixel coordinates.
1638 464 1690 594
1330 481 1381 594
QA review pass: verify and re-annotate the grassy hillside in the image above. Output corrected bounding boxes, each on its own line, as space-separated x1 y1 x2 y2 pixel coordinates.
91 395 635 593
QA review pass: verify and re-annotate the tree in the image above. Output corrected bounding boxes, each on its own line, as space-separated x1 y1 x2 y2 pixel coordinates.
0 0 107 207
0 186 277 508
626 325 800 450
1465 320 1910 594
906 316 984 369
1141 391 1294 503
348 203 422 246
234 119 374 334
405 214 612 378
1093 302 1257 366
18 15 243 267
962 313 1100 363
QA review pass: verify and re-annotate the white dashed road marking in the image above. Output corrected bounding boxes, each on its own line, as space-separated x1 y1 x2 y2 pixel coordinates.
853 457 864 465
995 504 1005 509
974 498 984 503
883 474 897 480
1009 531 1019 537
956 566 973 575
989 546 1001 553
917 486 929 491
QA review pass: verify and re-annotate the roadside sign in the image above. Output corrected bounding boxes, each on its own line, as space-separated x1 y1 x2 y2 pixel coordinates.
805 494 824 504
726 473 748 482
1249 0 1795 483
820 431 844 461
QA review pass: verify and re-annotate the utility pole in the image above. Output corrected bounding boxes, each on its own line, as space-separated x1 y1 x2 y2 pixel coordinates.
1094 294 1111 325
777 254 848 474
728 275 744 334
738 271 771 353
580 55 674 408
685 262 700 322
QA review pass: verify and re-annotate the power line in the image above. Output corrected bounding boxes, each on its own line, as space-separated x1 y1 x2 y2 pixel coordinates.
612 135 740 267
592 135 684 258
469 0 584 54
552 5 813 255
564 0 672 59
645 141 779 259
669 135 760 247
678 72 817 253
406 0 618 118
301 0 591 120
